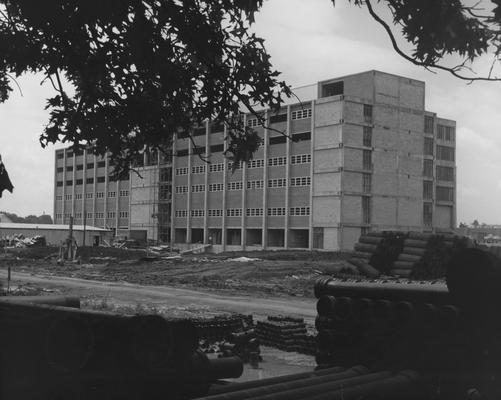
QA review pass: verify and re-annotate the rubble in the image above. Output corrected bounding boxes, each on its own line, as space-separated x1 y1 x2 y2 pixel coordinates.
0 234 46 248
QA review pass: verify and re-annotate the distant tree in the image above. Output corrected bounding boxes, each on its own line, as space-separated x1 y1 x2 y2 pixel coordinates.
458 222 468 228
0 0 500 172
24 214 53 224
0 211 53 224
37 214 53 224
472 220 480 228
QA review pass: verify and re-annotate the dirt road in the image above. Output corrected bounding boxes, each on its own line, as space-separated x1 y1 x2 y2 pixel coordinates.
0 270 317 322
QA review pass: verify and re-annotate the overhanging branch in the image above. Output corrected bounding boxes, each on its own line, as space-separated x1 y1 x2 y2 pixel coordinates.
365 0 501 82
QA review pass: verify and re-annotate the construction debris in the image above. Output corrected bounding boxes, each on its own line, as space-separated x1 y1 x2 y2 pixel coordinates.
0 234 46 248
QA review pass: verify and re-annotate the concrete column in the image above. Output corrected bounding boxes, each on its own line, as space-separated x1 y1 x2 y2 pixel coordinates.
262 111 269 249
284 105 291 249
241 115 247 250
308 100 315 250
72 151 76 220
115 179 119 233
92 154 97 227
128 169 132 234
104 152 109 230
170 137 177 247
53 152 58 223
203 121 210 244
339 100 345 250
186 137 193 244
82 149 87 229
222 125 228 251
62 151 66 224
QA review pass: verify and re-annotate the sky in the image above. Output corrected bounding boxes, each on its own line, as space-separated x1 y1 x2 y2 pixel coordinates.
0 0 500 224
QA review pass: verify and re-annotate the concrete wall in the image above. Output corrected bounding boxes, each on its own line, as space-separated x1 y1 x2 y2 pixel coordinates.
130 167 159 241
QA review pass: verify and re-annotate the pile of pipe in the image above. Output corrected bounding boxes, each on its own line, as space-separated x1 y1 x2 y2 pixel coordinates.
255 315 316 355
196 365 423 400
349 231 469 279
350 231 406 276
0 295 243 400
314 247 501 399
194 314 254 342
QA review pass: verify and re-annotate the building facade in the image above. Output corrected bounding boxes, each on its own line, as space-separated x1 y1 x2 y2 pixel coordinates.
53 70 457 251
53 147 132 239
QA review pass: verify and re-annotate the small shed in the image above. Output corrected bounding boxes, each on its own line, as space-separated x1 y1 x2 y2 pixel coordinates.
0 223 113 246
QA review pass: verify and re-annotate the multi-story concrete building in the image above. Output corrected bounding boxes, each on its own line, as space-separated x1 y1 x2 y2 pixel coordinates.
53 147 131 242
53 70 457 251
53 147 171 244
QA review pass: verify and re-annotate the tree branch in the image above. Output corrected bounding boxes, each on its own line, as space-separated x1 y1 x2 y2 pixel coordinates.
365 0 501 82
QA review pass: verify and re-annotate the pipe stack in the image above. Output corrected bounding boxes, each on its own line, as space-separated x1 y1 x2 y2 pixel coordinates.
0 296 243 400
198 366 423 400
253 315 315 354
314 276 485 397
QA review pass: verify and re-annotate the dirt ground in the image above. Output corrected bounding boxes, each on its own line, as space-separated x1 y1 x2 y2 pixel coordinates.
0 246 334 380
0 246 356 299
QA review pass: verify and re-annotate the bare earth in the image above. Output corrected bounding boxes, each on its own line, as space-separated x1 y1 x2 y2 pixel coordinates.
0 248 343 377
0 269 317 322
0 247 353 321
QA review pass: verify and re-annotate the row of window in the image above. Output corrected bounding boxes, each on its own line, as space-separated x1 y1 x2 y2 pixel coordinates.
55 211 128 219
192 165 205 174
209 183 224 192
423 181 454 201
227 182 243 191
176 132 311 157
290 154 311 164
423 161 454 181
192 184 205 193
56 191 129 200
176 155 311 176
424 117 456 142
247 180 264 189
291 109 312 120
175 207 311 218
56 160 106 169
209 163 225 172
56 176 131 186
437 125 455 142
268 157 286 166
177 177 311 194
245 109 312 127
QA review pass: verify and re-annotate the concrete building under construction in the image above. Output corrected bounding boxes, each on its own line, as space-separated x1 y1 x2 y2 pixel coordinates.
53 70 457 251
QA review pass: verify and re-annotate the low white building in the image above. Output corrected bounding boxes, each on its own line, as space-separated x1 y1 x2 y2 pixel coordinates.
0 223 113 246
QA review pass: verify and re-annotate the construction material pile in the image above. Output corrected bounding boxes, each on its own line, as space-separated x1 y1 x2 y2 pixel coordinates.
222 329 261 364
255 315 316 355
0 234 46 248
349 231 469 279
0 296 243 400
313 247 501 399
193 314 253 341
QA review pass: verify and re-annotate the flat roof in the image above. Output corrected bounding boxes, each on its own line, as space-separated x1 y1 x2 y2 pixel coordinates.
0 223 111 232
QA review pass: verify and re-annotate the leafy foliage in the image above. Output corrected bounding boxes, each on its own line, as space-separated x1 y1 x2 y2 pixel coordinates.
0 0 500 170
356 0 501 81
0 0 290 172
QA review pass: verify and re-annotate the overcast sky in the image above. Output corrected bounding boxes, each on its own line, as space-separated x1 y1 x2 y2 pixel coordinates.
0 0 499 225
